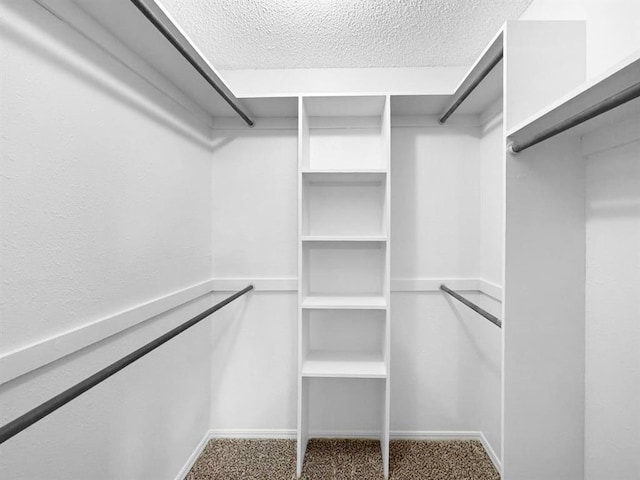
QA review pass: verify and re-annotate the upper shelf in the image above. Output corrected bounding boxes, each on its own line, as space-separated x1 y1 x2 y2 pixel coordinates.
391 29 503 118
303 96 387 118
39 0 297 122
507 51 640 149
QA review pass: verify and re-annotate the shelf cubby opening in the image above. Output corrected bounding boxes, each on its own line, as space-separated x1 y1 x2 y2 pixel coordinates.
302 173 387 237
302 242 386 298
301 96 387 170
302 309 385 362
307 377 386 433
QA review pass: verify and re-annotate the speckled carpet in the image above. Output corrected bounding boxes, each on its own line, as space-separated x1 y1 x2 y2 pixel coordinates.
184 438 500 480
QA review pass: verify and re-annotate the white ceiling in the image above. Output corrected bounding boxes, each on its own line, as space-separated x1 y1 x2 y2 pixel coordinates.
158 0 533 70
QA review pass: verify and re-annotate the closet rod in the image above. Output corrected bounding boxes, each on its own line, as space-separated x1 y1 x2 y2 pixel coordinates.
0 285 254 445
129 0 254 127
509 81 640 153
440 284 502 328
439 48 503 124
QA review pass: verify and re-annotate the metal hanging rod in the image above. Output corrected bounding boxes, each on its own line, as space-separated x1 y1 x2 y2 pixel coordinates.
439 48 504 124
508 81 640 153
0 285 254 445
440 284 502 328
129 0 254 127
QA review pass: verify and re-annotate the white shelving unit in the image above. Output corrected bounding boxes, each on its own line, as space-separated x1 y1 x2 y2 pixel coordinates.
297 95 391 478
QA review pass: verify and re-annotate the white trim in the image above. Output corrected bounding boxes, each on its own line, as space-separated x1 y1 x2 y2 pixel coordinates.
207 428 494 442
211 277 503 298
392 277 479 292
209 429 297 439
392 278 502 300
173 429 211 480
1 276 502 385
390 430 482 440
477 279 503 301
205 429 501 470
391 115 480 128
212 117 298 130
211 278 298 292
479 431 503 475
0 280 214 385
312 430 381 439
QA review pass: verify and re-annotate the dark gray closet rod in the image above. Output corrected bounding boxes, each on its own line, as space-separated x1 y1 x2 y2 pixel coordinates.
0 285 254 445
508 81 640 153
129 0 254 127
440 284 502 328
439 48 504 124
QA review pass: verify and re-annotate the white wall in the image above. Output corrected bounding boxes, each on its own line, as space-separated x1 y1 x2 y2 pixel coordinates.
209 126 298 433
0 2 213 478
583 120 640 480
391 126 481 280
220 67 468 98
519 0 640 79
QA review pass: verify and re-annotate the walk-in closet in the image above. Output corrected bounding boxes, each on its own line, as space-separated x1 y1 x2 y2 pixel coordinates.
1 1 638 479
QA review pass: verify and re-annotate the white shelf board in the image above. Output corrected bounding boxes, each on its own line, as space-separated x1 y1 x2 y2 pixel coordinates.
70 0 243 119
301 351 387 379
444 28 504 117
301 171 387 184
392 29 504 118
237 96 298 118
507 50 640 142
302 168 387 173
303 96 386 117
302 236 387 242
301 296 387 310
61 1 294 121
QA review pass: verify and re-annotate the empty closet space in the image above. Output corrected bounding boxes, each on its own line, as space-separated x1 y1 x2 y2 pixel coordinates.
388 39 504 469
2 1 640 480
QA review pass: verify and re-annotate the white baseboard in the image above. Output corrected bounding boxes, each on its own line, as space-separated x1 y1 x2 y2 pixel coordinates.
479 432 503 475
391 430 483 440
209 428 296 439
0 279 215 385
173 429 211 480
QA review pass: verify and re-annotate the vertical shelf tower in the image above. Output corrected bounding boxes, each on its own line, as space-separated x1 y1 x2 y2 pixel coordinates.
297 95 391 478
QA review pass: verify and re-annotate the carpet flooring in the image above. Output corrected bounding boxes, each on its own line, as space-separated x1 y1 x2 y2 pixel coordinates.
185 438 500 480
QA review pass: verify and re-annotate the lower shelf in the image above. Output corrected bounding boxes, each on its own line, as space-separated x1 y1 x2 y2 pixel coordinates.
301 295 387 310
301 351 387 378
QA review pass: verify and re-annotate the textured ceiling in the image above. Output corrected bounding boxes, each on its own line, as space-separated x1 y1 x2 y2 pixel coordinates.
158 0 533 70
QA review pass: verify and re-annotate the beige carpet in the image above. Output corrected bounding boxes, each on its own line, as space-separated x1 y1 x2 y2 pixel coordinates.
185 438 500 480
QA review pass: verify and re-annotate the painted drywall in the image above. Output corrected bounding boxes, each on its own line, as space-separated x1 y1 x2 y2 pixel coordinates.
519 0 640 79
209 126 298 432
583 123 640 480
0 2 213 479
219 66 468 98
391 126 481 280
479 109 504 287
